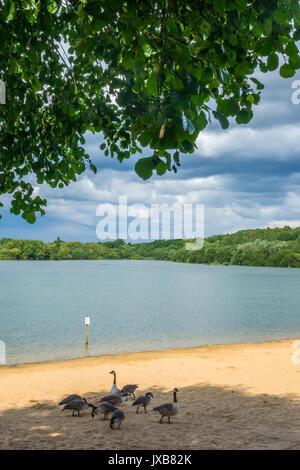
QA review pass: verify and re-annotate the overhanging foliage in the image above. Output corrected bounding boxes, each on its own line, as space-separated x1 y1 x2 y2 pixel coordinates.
1 0 300 221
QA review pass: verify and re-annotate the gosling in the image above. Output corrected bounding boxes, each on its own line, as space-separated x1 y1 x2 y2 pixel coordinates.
58 394 81 406
132 392 154 414
91 401 118 421
99 393 127 406
61 398 93 417
121 384 138 401
153 388 179 424
110 409 125 430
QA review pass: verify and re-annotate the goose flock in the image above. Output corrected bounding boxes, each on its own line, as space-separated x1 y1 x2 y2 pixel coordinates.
58 370 179 430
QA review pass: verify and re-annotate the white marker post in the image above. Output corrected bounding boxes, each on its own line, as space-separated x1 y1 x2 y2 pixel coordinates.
85 315 90 345
0 80 5 105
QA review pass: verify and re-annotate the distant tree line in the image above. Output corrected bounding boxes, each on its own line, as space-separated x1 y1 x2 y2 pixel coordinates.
1 226 300 268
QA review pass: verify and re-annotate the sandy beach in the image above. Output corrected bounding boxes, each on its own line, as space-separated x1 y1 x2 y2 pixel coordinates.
1 339 300 449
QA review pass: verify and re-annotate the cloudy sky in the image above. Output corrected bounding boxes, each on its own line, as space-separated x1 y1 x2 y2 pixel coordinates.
1 68 300 242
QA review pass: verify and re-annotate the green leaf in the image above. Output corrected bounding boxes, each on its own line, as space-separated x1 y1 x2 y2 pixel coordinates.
142 43 155 58
31 77 42 92
182 113 195 134
156 160 167 176
213 111 229 129
198 111 208 131
145 73 158 96
138 131 152 147
166 17 178 36
47 1 58 14
289 55 300 70
173 150 180 164
121 52 133 69
24 212 36 224
285 41 299 59
259 62 269 73
90 163 97 174
190 94 204 106
179 140 194 153
294 28 300 42
236 109 253 124
229 34 238 46
217 99 231 117
251 77 264 90
175 44 190 64
135 157 155 180
267 53 279 71
280 64 295 78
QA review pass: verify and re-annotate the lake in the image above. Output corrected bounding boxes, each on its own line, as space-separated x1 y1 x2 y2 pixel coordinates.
0 260 300 365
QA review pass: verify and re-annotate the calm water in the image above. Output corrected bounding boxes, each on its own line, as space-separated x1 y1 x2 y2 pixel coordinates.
0 260 300 365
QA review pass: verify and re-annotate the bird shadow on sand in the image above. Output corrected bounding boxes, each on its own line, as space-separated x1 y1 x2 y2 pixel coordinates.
1 384 300 450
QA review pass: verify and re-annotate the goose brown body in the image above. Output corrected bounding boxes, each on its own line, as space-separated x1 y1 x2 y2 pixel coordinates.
92 401 117 420
62 398 92 417
121 384 138 400
99 394 125 406
58 394 81 406
110 409 125 430
132 392 153 413
153 388 179 423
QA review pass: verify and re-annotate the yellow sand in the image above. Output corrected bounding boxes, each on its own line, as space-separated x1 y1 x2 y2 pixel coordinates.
1 339 300 449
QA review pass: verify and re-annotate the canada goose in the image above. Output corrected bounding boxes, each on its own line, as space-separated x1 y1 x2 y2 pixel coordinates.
110 409 125 430
91 401 117 421
121 384 139 400
58 394 81 406
61 398 94 417
109 370 121 395
153 388 179 423
99 393 127 406
132 392 153 414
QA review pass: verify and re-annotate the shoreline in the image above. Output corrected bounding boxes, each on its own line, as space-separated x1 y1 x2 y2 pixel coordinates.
2 336 300 369
1 338 300 449
0 259 298 270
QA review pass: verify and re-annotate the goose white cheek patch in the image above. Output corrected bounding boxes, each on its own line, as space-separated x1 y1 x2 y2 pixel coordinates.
0 341 6 365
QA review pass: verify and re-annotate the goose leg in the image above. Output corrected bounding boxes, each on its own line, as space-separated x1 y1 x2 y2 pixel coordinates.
168 417 171 424
144 405 147 414
72 410 75 417
132 393 135 400
159 416 163 424
136 406 139 414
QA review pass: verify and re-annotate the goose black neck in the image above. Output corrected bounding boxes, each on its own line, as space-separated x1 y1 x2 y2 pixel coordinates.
113 373 116 385
173 391 177 403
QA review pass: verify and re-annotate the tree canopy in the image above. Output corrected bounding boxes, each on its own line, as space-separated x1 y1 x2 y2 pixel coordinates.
1 0 300 222
1 226 300 267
